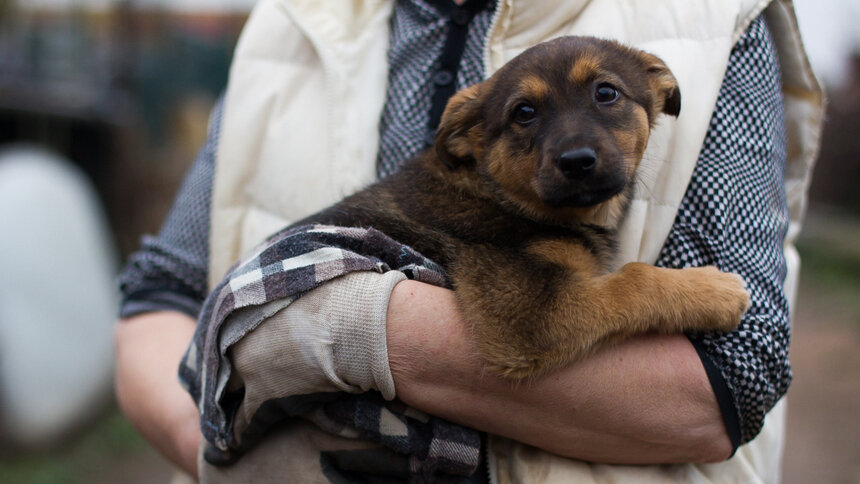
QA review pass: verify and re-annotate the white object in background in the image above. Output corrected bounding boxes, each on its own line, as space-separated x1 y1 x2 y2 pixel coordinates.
0 146 118 448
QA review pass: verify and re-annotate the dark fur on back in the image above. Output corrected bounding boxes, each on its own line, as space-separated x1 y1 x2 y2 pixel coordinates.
295 37 747 378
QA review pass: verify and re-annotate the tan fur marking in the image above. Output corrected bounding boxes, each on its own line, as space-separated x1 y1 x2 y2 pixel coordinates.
526 239 600 275
571 197 628 228
610 107 651 175
485 139 540 206
519 75 549 102
569 53 601 84
436 84 483 166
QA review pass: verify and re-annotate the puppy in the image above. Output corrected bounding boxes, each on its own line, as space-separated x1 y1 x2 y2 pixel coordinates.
295 36 749 378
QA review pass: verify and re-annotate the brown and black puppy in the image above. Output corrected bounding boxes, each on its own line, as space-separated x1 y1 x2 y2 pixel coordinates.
298 36 749 378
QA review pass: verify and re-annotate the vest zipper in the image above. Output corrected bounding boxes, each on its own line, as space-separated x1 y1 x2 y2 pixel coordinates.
482 0 507 77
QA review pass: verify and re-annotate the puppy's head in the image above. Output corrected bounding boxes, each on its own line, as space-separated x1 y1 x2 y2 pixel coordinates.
436 36 680 227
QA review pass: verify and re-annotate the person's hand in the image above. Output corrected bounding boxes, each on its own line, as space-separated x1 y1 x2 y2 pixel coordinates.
114 311 201 477
386 279 733 464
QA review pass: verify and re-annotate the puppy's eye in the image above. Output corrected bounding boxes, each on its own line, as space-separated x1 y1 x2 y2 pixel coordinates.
594 83 620 104
512 103 537 125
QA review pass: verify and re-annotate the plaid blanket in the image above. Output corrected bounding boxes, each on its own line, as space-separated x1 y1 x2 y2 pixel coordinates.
179 224 484 481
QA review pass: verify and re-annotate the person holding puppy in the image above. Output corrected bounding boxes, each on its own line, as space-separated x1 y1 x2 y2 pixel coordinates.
115 0 822 482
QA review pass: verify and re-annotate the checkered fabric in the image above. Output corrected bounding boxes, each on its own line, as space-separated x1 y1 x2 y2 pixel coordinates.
314 393 483 481
117 98 221 318
179 224 485 481
119 5 791 452
658 16 791 444
377 0 495 177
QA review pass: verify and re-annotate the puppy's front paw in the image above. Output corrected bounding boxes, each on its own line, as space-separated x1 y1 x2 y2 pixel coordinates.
684 267 750 332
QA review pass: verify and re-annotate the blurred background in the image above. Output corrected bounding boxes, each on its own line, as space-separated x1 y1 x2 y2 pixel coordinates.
0 0 857 483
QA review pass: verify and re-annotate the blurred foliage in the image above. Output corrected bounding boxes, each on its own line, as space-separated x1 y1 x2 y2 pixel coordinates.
0 411 160 484
798 251 860 312
797 236 860 323
799 242 860 284
0 4 241 143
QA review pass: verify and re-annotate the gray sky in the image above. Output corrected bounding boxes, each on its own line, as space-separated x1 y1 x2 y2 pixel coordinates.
794 0 860 85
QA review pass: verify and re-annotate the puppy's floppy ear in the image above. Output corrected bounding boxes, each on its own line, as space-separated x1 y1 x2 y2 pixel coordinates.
435 83 484 169
639 52 681 119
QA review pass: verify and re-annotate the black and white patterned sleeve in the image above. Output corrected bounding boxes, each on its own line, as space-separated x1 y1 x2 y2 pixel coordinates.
117 99 222 319
656 16 791 448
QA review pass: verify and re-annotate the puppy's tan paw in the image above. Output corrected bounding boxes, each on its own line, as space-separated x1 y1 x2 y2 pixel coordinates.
684 267 750 332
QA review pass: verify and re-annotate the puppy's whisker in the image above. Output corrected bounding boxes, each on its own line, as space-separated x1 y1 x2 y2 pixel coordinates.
633 163 660 184
632 161 670 199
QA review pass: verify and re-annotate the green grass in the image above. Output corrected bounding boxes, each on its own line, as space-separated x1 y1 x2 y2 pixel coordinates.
797 240 860 322
0 410 152 484
799 242 860 285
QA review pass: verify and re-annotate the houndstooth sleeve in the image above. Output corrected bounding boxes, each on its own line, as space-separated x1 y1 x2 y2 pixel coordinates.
117 100 221 318
656 16 791 448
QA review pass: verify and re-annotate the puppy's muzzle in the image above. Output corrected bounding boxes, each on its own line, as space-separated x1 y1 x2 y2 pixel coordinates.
557 148 598 178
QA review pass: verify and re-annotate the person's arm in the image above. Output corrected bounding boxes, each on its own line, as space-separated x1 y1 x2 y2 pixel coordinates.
114 311 201 476
114 99 222 478
386 280 732 464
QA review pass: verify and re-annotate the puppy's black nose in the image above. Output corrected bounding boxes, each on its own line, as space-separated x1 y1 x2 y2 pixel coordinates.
557 148 598 178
